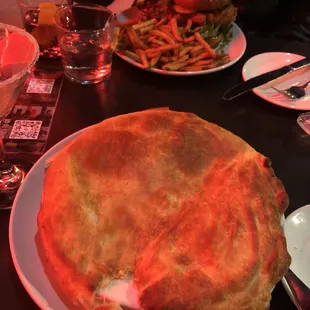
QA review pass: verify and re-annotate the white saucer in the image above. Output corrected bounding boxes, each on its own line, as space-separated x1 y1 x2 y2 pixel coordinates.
242 52 310 110
282 204 310 307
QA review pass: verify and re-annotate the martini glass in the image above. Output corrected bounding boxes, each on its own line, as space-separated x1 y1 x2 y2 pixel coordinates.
0 23 39 210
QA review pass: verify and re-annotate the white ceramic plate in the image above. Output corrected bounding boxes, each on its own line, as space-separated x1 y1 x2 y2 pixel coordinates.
242 52 310 111
107 0 135 14
9 126 139 310
281 205 310 308
9 124 291 310
116 22 247 76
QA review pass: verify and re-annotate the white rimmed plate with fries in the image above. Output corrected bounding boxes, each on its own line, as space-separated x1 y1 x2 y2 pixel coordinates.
113 10 246 76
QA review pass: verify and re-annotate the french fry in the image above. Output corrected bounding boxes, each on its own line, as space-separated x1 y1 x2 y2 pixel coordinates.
133 18 156 30
190 45 204 57
150 44 162 49
122 50 141 62
170 18 183 42
150 30 175 44
156 17 168 27
172 54 189 64
126 29 137 47
136 49 149 68
163 61 188 71
194 32 216 57
150 54 161 67
139 24 155 34
216 53 230 61
112 27 121 51
162 55 189 69
149 38 166 46
184 19 192 33
187 40 200 47
187 52 211 64
179 46 192 57
146 51 161 58
163 51 209 70
147 36 156 42
159 25 172 31
127 28 148 49
160 29 177 42
145 43 180 55
183 35 195 43
192 59 214 66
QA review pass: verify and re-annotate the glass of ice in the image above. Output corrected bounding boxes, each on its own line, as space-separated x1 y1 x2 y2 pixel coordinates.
0 23 39 209
54 4 115 84
17 0 65 59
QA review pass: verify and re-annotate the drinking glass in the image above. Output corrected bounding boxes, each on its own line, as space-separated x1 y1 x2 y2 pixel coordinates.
54 4 115 84
297 112 310 135
0 23 39 209
17 0 66 59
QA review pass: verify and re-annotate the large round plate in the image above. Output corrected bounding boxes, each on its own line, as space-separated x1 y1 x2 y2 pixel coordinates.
281 205 310 308
242 52 310 111
116 22 246 76
9 126 140 310
9 125 287 310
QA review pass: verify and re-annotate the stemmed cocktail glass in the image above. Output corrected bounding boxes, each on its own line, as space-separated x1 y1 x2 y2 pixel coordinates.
0 23 39 209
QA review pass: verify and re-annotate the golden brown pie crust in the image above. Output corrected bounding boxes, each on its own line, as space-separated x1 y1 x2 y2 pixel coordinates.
38 108 291 310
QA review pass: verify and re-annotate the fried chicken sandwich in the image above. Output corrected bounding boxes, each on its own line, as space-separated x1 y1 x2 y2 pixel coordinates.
173 0 237 47
137 0 237 48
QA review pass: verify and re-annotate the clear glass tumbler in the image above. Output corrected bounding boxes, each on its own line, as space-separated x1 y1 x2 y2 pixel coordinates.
16 0 66 59
54 4 115 84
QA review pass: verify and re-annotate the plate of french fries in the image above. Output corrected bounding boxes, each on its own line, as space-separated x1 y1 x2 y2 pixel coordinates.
114 14 246 76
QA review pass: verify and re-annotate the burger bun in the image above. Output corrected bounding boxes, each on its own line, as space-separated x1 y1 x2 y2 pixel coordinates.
174 0 231 11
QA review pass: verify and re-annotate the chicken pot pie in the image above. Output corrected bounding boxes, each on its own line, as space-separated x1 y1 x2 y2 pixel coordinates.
38 108 291 310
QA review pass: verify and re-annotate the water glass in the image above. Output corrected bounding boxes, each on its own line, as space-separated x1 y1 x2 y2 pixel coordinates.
54 4 114 84
16 0 65 59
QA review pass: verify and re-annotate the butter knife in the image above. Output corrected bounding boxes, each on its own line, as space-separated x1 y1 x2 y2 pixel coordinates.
223 57 310 100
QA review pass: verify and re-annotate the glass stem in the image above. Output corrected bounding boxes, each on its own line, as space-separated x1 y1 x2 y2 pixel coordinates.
0 135 12 171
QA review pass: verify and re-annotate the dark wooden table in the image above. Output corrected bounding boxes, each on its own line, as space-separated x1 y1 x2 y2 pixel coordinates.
1 33 309 309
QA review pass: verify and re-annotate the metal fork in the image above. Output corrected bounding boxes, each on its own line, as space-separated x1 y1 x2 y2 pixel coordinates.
271 80 310 100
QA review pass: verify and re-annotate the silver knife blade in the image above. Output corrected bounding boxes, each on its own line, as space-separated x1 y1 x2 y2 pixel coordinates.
223 57 310 100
